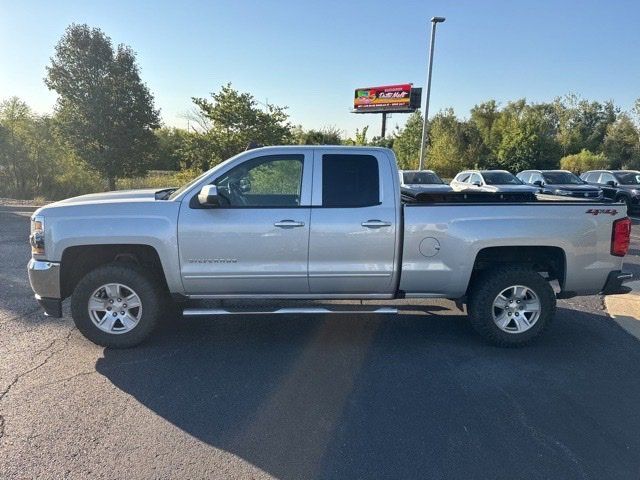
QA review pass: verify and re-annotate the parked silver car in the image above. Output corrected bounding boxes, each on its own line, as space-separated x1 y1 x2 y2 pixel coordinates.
451 170 539 193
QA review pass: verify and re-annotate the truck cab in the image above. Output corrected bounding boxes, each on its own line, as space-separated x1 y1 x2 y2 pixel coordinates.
176 147 401 297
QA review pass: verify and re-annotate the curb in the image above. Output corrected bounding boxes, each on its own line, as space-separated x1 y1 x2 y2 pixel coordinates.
605 279 639 338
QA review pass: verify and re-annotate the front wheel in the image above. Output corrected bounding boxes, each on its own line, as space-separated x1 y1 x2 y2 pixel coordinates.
71 263 164 348
467 266 556 347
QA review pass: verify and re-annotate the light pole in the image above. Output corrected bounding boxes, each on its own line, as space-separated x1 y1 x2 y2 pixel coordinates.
418 16 446 170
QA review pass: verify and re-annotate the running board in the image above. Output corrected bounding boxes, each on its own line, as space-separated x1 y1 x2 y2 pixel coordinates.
182 306 398 317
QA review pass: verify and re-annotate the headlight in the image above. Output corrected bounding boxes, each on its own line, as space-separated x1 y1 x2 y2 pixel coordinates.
30 215 45 255
555 189 572 196
631 189 640 197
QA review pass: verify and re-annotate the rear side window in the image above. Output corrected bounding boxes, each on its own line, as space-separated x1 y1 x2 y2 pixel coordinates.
322 154 379 207
456 172 471 182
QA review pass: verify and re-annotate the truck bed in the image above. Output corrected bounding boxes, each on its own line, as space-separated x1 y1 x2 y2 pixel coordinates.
399 198 626 299
401 190 610 204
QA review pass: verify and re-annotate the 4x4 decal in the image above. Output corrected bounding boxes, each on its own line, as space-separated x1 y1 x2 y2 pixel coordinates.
586 208 618 216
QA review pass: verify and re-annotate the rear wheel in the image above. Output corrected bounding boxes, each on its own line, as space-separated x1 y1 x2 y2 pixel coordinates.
71 263 164 348
467 266 556 347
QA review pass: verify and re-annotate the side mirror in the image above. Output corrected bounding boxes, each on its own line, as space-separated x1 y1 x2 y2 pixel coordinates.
606 180 616 187
472 181 481 187
533 180 543 187
198 185 220 207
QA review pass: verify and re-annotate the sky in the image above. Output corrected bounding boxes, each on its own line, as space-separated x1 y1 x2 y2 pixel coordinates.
1 0 639 137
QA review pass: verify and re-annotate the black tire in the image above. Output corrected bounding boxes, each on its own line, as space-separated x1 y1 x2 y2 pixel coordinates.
616 195 632 212
467 266 556 347
71 263 164 348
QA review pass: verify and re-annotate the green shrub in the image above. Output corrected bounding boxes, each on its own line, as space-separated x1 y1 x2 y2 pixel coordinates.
560 149 608 173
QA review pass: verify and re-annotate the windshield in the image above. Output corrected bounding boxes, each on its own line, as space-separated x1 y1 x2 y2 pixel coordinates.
542 172 584 185
167 169 211 200
615 172 640 185
402 171 443 185
482 171 522 185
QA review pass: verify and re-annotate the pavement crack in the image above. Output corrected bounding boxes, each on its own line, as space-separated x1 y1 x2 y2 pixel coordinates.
0 326 76 441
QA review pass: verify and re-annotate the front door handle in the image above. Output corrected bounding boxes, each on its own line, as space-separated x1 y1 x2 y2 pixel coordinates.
274 220 305 228
361 220 392 228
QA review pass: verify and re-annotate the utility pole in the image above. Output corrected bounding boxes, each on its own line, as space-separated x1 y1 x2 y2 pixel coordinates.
418 16 446 170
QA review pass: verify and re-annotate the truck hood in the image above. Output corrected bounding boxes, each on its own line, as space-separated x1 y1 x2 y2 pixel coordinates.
47 189 164 207
33 188 175 218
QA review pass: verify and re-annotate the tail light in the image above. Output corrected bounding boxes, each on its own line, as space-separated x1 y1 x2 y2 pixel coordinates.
611 217 631 257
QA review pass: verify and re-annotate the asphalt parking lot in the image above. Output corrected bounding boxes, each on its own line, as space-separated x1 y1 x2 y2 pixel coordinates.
1 207 639 479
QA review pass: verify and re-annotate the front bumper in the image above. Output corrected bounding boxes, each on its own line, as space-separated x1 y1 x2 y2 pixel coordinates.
28 259 62 317
601 270 634 295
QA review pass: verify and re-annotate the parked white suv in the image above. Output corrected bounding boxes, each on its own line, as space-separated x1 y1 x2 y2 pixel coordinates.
451 170 539 193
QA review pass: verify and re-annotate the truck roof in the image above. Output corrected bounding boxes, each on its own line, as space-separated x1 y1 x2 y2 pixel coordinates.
248 145 394 153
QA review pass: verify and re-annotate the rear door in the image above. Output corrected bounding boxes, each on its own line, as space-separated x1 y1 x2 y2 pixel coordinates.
307 150 398 294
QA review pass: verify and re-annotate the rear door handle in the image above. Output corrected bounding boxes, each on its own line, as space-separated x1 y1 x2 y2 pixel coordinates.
274 220 305 228
361 220 392 228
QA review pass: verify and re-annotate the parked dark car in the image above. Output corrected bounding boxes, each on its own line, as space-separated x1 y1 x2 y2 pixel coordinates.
399 169 452 193
580 170 640 212
517 170 603 200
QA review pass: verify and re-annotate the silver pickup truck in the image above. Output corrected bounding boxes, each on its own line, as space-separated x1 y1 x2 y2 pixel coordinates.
28 146 633 348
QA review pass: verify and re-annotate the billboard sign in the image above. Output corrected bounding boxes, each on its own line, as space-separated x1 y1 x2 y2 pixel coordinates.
353 84 414 113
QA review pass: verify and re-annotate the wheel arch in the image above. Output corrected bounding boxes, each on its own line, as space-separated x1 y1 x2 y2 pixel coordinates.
466 246 566 294
60 244 169 299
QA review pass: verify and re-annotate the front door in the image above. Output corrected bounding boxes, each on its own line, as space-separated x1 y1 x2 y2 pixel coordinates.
178 152 312 295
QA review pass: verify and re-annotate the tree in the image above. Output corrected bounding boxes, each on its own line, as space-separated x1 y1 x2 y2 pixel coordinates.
391 111 423 169
191 83 292 168
492 100 561 172
426 109 482 177
603 113 640 169
554 95 617 156
292 125 343 145
0 97 32 197
470 99 501 164
560 149 608 173
45 24 160 190
154 127 190 170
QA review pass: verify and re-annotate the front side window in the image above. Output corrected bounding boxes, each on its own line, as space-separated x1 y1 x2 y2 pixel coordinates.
214 154 304 207
583 172 599 182
598 173 616 184
469 173 482 185
530 173 544 184
322 154 379 207
518 172 531 183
